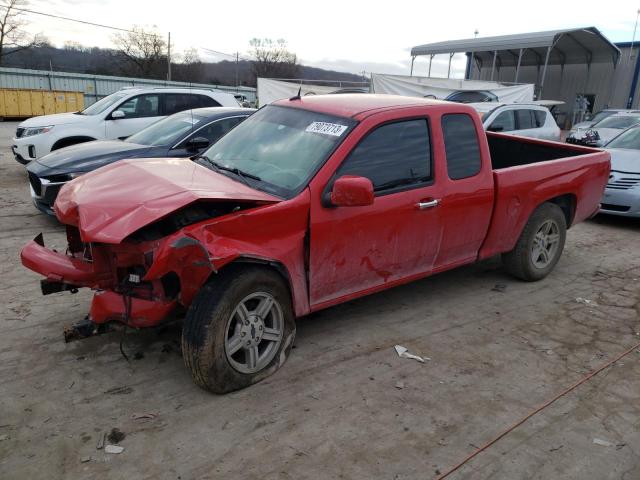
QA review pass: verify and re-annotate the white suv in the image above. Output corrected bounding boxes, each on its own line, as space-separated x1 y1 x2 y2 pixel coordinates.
468 103 561 142
13 87 240 163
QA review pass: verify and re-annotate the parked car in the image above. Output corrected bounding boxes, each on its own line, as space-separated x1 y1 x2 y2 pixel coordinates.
26 107 255 215
566 112 640 147
468 103 561 141
12 87 240 163
21 95 609 393
445 90 498 103
570 108 638 131
600 125 640 217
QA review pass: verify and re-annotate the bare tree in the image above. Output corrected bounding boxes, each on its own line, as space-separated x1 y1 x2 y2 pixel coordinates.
0 0 44 67
174 47 203 82
112 26 167 79
248 38 298 80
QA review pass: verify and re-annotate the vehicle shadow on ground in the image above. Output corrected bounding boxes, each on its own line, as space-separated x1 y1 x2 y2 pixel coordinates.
76 257 507 379
589 213 640 231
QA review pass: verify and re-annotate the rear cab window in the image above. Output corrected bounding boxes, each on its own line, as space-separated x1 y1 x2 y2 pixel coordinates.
336 119 432 195
441 113 482 180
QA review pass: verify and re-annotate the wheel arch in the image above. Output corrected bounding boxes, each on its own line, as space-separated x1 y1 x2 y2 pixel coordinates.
51 136 96 151
211 256 299 314
545 193 577 228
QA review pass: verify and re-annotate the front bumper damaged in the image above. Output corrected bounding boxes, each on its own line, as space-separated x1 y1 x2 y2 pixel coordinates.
20 231 212 333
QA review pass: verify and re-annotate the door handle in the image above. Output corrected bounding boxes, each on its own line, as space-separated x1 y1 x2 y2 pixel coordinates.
416 199 440 210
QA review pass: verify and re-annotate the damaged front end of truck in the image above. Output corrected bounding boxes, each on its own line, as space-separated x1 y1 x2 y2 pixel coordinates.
20 158 283 341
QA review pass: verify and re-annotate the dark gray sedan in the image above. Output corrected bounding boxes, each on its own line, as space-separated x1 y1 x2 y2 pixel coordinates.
26 107 255 214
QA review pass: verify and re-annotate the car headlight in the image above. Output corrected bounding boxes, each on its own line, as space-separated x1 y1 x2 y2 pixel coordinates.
22 126 54 137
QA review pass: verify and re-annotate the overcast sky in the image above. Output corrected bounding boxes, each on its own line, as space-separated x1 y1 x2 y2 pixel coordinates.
21 0 640 78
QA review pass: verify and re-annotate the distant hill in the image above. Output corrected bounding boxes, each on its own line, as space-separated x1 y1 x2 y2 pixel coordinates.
2 45 366 88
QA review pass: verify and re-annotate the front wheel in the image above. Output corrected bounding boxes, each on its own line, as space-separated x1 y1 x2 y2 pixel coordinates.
182 266 296 393
502 202 567 281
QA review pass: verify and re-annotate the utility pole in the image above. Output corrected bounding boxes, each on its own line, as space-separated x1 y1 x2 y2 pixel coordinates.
167 32 172 81
235 52 239 88
630 9 640 63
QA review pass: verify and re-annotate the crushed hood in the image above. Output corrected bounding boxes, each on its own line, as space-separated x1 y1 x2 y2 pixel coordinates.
55 158 280 243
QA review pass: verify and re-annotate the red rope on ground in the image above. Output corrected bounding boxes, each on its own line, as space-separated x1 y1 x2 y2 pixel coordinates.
435 340 640 480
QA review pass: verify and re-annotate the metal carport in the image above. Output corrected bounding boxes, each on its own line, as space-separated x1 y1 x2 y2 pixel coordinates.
410 27 620 97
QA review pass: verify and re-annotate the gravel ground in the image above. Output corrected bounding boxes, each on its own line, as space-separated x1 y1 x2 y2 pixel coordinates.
0 121 639 480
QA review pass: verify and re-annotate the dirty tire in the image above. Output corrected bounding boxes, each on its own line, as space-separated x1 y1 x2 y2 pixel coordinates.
182 266 295 394
502 202 567 281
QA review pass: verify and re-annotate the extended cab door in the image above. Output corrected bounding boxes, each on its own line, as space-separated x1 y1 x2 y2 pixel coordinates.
432 112 494 270
308 114 445 308
104 93 162 140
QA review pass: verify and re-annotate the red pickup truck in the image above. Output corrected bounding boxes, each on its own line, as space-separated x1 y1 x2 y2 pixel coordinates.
21 95 610 393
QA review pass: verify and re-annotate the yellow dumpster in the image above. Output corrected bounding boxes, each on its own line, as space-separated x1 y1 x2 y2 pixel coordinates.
0 88 84 118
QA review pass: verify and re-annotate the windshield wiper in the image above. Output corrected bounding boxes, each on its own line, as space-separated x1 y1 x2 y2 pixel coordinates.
192 155 261 185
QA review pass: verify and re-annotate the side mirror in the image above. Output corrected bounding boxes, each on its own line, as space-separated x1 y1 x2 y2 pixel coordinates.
488 125 504 132
111 110 125 119
186 136 210 152
330 175 374 207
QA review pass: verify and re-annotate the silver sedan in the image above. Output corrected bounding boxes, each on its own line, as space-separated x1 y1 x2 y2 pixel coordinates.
600 125 640 217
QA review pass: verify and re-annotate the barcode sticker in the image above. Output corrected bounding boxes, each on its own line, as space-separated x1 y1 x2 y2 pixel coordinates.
306 122 348 136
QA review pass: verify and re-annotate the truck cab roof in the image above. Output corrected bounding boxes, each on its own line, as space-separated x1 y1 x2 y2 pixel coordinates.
273 94 452 119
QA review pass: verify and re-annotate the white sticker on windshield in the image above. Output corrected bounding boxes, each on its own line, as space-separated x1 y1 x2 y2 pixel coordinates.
306 122 348 136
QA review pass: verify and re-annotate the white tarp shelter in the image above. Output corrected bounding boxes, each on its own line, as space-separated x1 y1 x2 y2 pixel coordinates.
371 74 534 103
257 78 348 105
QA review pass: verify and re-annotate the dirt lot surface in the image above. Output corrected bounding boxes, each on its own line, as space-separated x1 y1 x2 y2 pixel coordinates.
1 121 639 480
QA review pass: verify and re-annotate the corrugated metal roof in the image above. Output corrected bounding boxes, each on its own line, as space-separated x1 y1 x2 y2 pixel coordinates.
411 27 620 65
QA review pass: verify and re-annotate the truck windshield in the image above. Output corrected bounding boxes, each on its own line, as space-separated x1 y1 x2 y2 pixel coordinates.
607 127 640 150
201 105 356 197
126 111 205 146
594 115 640 130
78 92 129 115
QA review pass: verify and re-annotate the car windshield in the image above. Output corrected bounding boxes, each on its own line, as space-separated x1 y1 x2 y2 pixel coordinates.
588 111 614 125
126 111 206 146
607 127 640 150
594 115 640 129
201 105 356 197
78 92 129 115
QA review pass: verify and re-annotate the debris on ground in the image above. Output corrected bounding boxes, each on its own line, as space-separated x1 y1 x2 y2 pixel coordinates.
96 432 106 450
107 428 125 444
80 456 91 463
131 412 157 420
576 297 598 307
593 438 614 447
491 284 507 293
395 380 405 389
394 345 429 363
133 352 144 360
104 386 133 395
0 434 9 441
105 445 125 454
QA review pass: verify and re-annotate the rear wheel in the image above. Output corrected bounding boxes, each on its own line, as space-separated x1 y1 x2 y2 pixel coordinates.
502 202 566 281
182 266 296 393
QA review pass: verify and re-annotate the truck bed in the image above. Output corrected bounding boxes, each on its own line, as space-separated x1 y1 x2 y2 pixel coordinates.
478 133 611 260
487 133 584 169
